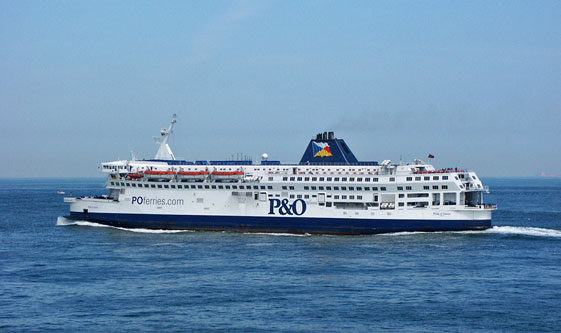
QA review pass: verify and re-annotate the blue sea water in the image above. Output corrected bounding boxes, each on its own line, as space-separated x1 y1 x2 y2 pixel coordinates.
1 177 560 332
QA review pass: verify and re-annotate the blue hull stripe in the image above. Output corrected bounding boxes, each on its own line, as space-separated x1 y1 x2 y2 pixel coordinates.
68 212 492 235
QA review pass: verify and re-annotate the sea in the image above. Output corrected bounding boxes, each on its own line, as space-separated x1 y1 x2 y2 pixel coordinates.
1 177 560 332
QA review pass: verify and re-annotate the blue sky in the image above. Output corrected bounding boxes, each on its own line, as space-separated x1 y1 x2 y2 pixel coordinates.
1 1 560 177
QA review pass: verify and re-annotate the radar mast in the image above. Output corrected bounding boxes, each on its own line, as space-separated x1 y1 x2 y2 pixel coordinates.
154 114 177 160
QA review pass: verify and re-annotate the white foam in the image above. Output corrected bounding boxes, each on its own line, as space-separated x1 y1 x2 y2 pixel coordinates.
56 217 193 233
477 226 561 238
380 226 561 238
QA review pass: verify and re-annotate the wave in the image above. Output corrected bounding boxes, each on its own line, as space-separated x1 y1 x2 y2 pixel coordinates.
56 216 193 234
380 226 561 238
476 226 561 238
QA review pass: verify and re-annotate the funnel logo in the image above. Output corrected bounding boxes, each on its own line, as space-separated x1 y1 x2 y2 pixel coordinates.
313 142 333 157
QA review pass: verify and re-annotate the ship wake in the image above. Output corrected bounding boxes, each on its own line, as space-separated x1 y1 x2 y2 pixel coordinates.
56 216 193 234
381 226 561 238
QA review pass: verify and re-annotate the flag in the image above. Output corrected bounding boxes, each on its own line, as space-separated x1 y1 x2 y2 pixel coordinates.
428 154 435 159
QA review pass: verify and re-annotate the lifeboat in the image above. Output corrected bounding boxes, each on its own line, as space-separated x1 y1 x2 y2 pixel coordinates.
143 170 176 179
177 170 209 181
211 170 244 180
127 173 144 180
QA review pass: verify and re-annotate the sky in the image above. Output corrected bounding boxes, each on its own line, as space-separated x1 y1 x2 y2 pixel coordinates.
1 0 560 177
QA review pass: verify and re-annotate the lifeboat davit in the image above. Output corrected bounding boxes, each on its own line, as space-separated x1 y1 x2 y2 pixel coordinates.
143 170 176 179
211 170 244 180
177 170 209 181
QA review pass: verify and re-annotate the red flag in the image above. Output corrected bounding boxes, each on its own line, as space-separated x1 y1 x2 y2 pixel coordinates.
428 154 435 159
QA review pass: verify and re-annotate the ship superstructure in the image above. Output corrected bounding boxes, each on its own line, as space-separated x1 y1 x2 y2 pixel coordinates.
64 115 496 234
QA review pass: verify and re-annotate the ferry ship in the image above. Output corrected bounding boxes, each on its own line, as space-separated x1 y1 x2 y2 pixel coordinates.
63 115 496 234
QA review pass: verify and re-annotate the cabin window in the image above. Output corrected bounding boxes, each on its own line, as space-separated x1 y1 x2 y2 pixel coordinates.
348 187 354 191
342 177 347 181
283 177 288 181
334 195 340 199
390 177 395 182
268 177 273 181
304 186 310 190
398 202 404 207
380 187 386 191
319 186 325 190
349 195 355 200
341 187 347 191
364 187 370 191
290 195 295 199
443 176 449 180
311 186 317 190
290 177 295 181
357 195 362 200
424 176 430 181
190 185 196 189
357 178 362 181
365 178 370 182
357 187 362 191
297 177 302 181
211 185 216 189
442 185 448 189
415 177 421 181
424 186 430 190
397 186 403 191
406 177 412 181
334 186 340 190
335 177 340 181
326 186 332 190
260 186 265 190
218 185 224 189
406 186 412 190
433 185 438 189
433 176 439 180
399 194 405 198
204 185 209 189
157 185 162 189
289 186 295 190
319 177 325 181
342 195 348 199
304 195 309 199
225 185 231 189
197 185 203 189
297 195 302 199
327 177 332 181
282 186 288 190
171 185 176 189
253 186 258 189
151 184 156 188
304 177 310 181
373 178 378 182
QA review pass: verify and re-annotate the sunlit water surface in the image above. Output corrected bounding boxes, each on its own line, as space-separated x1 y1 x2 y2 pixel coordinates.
1 178 560 332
